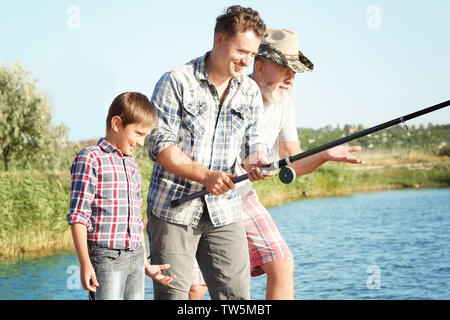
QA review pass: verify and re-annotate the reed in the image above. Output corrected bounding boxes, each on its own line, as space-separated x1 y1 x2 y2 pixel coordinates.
0 229 73 259
0 151 448 260
0 169 72 258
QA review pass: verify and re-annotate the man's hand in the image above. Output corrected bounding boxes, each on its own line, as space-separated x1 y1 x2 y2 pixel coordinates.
202 171 236 195
145 261 176 286
322 145 363 164
243 151 272 182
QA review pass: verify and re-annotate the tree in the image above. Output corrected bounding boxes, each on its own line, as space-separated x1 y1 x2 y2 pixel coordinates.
0 62 64 170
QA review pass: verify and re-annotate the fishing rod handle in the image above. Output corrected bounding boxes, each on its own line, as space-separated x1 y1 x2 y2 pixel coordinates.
170 173 250 207
170 160 284 207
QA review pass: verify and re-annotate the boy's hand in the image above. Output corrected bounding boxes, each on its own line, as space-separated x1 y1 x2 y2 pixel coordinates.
80 262 99 293
145 261 176 285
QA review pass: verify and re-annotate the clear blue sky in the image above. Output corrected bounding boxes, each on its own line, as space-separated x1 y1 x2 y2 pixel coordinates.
1 0 449 141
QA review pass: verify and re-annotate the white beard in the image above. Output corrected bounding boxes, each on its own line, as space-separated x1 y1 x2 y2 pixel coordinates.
259 79 291 104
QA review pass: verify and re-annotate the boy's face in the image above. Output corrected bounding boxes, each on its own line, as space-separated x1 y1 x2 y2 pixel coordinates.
112 118 154 156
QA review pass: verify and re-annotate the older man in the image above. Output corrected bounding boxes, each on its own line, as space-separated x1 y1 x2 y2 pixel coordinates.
189 29 362 300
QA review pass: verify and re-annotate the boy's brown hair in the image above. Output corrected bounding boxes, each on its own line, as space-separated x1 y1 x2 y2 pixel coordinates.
214 5 266 39
106 92 156 131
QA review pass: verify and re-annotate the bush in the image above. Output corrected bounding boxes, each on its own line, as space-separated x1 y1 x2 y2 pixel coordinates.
438 146 450 157
0 62 69 171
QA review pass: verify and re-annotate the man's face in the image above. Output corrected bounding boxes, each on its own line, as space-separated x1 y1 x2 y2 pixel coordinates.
258 59 296 104
216 30 261 78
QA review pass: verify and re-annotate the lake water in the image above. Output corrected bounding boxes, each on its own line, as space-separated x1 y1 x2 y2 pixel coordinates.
1 188 449 300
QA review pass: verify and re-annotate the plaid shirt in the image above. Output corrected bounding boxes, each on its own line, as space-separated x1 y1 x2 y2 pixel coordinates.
67 138 145 250
147 52 268 228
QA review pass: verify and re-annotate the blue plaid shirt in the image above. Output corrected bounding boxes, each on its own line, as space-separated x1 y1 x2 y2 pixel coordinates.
147 52 268 227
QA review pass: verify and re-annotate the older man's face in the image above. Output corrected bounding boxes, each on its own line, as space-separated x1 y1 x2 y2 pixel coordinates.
258 59 296 103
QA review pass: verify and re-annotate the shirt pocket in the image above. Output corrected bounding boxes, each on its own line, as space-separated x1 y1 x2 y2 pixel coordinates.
230 104 249 139
181 95 206 137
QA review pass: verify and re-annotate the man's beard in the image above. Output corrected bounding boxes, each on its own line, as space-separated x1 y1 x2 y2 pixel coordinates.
259 79 291 104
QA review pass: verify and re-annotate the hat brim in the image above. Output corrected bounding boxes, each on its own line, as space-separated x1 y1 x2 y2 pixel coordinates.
257 45 314 73
286 50 314 73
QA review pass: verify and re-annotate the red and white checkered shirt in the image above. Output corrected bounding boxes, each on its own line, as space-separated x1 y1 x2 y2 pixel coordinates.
67 138 145 250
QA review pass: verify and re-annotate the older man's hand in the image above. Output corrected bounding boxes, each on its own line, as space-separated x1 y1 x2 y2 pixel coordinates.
243 151 272 182
323 145 363 164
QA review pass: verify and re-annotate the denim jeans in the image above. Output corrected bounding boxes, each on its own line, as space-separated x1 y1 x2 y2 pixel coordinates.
88 244 145 300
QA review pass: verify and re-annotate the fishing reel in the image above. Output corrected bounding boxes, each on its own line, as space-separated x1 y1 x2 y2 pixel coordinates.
279 166 296 184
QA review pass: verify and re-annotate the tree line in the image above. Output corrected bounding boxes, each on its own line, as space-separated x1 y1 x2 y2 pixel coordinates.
297 124 450 156
1 62 449 172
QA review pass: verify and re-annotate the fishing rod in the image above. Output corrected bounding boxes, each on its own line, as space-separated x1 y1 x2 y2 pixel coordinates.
170 100 449 208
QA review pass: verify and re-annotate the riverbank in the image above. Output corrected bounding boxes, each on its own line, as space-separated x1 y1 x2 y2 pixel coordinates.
0 150 448 260
254 150 450 208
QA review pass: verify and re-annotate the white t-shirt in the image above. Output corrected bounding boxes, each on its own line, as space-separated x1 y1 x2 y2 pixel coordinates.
236 96 299 196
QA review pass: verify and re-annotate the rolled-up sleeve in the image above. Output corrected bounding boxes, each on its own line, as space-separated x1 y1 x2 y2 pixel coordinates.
148 72 182 161
244 88 270 158
67 150 97 229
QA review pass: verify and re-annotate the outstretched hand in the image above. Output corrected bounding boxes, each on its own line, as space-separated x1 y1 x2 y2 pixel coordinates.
145 262 176 285
323 145 363 164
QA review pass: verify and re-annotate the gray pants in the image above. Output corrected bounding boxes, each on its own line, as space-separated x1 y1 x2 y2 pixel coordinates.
148 209 250 300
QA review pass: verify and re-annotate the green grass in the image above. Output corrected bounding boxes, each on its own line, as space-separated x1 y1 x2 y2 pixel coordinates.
0 169 72 259
0 151 449 259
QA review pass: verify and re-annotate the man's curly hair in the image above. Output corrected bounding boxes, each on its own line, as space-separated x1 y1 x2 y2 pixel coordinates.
214 5 267 39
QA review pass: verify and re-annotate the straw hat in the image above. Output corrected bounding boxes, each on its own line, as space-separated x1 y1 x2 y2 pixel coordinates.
257 29 314 73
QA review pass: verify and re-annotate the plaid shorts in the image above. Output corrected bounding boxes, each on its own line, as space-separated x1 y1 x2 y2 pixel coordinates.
191 190 292 285
192 259 207 286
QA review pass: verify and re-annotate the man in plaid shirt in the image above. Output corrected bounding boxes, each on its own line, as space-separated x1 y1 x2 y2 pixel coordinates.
147 6 271 300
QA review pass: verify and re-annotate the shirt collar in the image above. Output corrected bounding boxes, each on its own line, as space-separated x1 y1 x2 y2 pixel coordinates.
194 51 242 88
193 52 209 83
97 137 130 158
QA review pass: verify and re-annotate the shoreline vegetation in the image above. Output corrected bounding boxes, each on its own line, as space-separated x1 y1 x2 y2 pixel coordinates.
2 63 449 260
1 149 449 260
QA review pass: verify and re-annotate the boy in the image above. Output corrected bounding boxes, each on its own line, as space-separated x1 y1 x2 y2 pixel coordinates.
67 92 175 300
